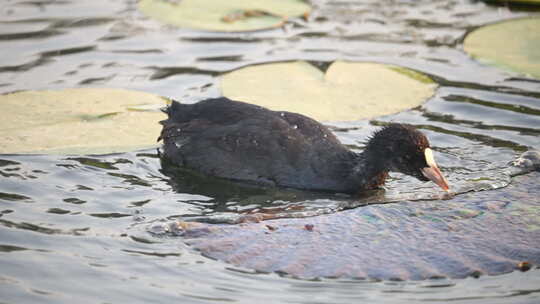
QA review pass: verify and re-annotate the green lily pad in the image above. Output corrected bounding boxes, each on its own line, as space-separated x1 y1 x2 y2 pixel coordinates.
484 0 540 4
0 88 169 155
221 61 437 122
138 0 311 32
463 17 540 79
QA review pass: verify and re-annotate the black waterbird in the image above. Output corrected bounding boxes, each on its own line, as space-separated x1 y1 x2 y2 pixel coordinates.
158 97 450 194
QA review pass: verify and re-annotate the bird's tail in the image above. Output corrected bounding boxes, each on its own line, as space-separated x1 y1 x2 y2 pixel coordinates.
157 100 183 142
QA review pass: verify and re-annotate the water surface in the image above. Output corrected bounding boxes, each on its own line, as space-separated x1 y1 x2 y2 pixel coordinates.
1 0 540 303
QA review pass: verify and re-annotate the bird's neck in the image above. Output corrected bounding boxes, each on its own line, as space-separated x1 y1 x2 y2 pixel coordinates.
349 151 390 191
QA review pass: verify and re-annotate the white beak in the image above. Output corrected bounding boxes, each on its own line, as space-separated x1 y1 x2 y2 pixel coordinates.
421 148 450 191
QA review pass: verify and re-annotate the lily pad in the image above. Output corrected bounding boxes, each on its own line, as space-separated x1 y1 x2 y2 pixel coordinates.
221 61 437 122
138 0 311 32
463 17 540 79
0 88 169 155
484 0 540 4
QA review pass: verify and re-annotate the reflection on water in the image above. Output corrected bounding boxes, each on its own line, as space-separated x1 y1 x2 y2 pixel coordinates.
1 0 540 303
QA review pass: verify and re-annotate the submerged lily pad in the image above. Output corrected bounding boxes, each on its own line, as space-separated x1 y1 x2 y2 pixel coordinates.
0 88 168 155
170 173 540 280
463 17 540 79
138 0 311 32
221 61 437 122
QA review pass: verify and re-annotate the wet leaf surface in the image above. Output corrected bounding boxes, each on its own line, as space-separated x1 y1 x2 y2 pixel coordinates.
174 172 540 280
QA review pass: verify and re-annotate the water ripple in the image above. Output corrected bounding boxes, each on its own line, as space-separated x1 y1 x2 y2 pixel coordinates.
1 0 540 302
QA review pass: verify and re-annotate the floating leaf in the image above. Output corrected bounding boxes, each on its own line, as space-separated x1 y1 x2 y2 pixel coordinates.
484 0 540 4
221 61 437 121
138 0 311 32
0 88 169 155
463 17 540 79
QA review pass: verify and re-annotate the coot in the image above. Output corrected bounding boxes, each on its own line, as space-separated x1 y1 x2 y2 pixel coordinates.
158 97 449 194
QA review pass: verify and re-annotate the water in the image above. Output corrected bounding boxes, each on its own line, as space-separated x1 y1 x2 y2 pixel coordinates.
1 0 540 303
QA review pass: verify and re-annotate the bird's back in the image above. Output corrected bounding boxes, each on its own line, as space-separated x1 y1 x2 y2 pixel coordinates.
159 97 360 192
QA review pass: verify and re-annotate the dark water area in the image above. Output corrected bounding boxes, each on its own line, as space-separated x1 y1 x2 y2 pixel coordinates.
1 0 540 303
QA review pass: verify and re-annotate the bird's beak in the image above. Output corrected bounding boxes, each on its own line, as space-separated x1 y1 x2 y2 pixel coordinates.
421 148 450 192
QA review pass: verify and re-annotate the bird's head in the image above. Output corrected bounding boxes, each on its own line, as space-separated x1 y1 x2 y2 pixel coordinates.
366 124 450 191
